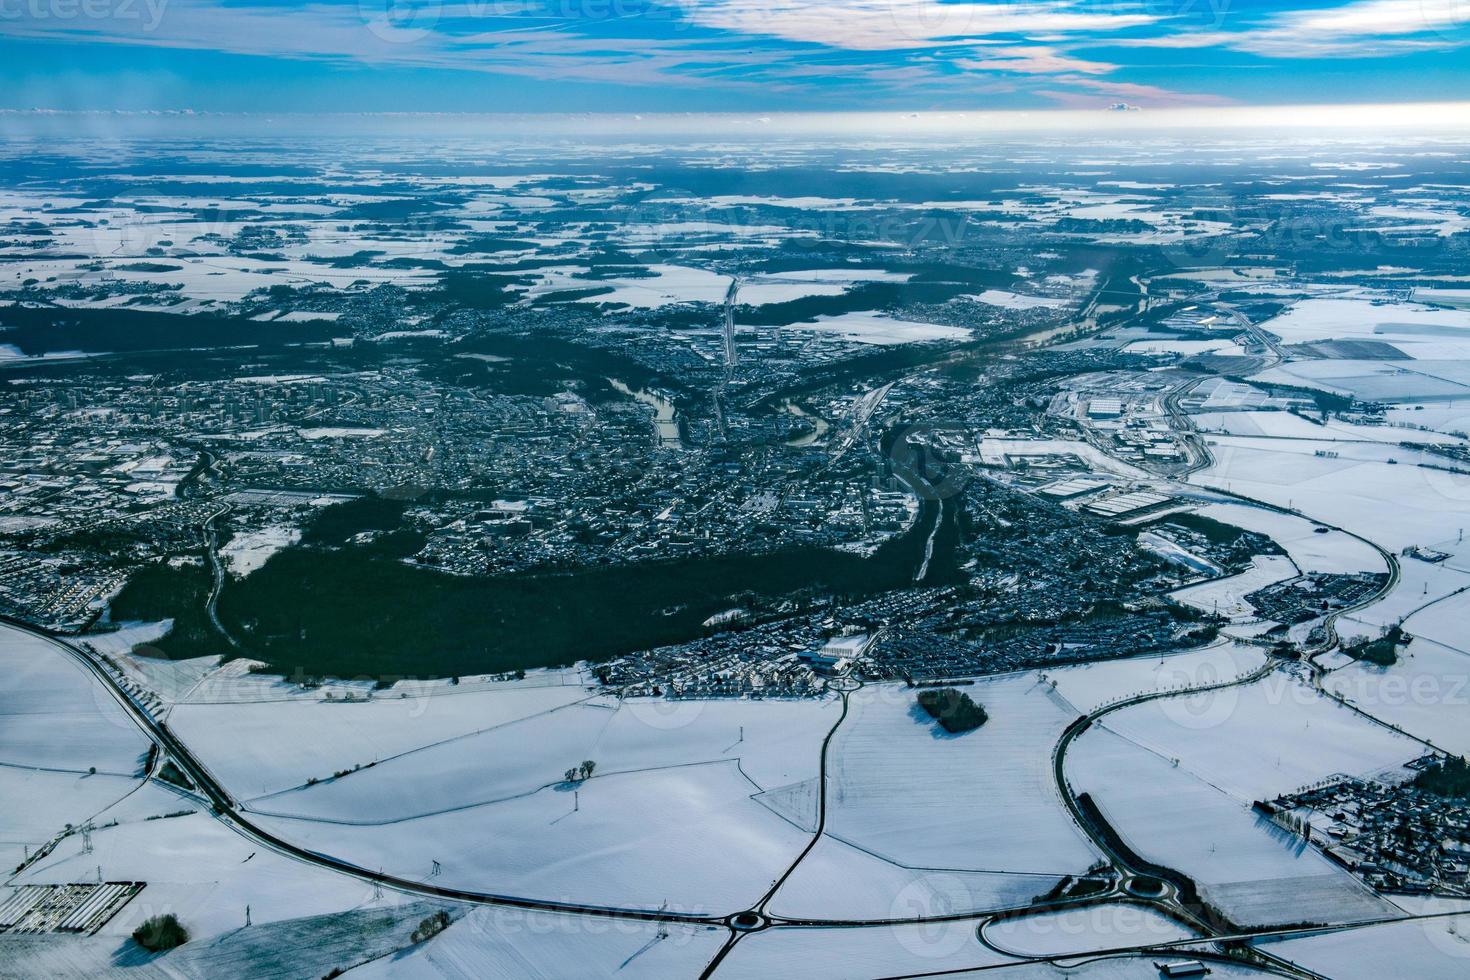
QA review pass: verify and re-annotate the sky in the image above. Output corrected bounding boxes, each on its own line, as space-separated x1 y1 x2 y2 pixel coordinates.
0 0 1467 114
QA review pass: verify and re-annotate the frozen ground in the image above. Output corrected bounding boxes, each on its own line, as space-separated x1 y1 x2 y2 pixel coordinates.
1168 555 1298 621
0 624 150 775
823 679 1102 876
715 920 1016 979
1256 297 1470 348
254 760 813 914
0 623 153 869
1191 435 1470 554
1193 410 1469 447
1255 914 1470 979
968 289 1070 311
338 907 726 980
767 834 1064 921
1045 641 1268 716
1323 637 1470 756
1096 673 1421 803
982 903 1195 957
789 312 971 345
219 525 302 578
1192 502 1385 576
1067 724 1399 928
241 695 835 819
212 692 839 914
12 798 414 945
169 683 598 798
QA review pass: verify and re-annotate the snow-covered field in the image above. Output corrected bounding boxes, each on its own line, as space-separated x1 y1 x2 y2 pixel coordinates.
243 695 835 819
339 907 725 979
12 798 415 944
170 683 597 798
1323 638 1470 756
1257 297 1470 349
714 919 1015 979
983 903 1195 957
822 679 1102 876
1256 914 1470 979
1194 502 1385 576
178 694 840 913
1168 555 1298 620
1067 719 1400 928
767 834 1062 921
1096 674 1420 803
0 624 150 777
1191 435 1470 554
255 760 812 914
968 289 1070 311
1194 410 1468 447
789 312 971 346
1046 641 1268 716
219 525 301 578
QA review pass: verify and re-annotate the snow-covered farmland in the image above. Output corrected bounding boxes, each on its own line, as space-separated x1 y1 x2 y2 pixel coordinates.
1066 724 1399 928
1323 638 1470 756
822 679 1102 876
1255 914 1470 979
1168 555 1298 620
219 525 301 578
167 684 603 799
255 760 811 914
1194 410 1469 447
241 696 837 820
0 623 150 776
1046 641 1268 716
982 903 1195 957
190 695 839 913
11 792 413 945
767 834 1061 921
339 907 725 979
1191 435 1470 554
715 919 1015 979
1096 673 1421 803
1257 297 1470 349
787 312 971 346
1193 502 1385 576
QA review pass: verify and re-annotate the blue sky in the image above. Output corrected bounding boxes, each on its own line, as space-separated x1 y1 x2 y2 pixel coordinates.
1 0 1467 112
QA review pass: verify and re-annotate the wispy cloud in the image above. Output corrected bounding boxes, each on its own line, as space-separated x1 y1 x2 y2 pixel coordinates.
685 0 1159 51
0 0 1465 107
1125 0 1470 58
955 46 1118 75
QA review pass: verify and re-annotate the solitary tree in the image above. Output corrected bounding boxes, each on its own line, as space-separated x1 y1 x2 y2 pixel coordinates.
580 760 596 780
564 768 578 784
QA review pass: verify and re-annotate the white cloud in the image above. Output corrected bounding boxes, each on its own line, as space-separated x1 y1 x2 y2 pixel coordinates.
686 0 1159 52
1125 0 1470 58
955 45 1118 75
